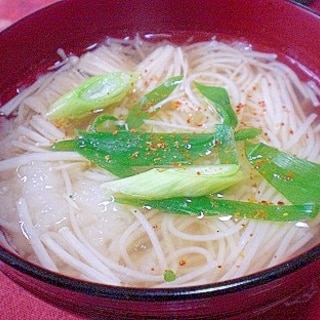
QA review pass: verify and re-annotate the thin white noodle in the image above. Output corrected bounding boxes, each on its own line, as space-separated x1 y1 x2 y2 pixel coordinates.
119 219 142 269
40 233 116 283
0 152 84 172
0 217 20 233
166 217 244 242
155 246 216 287
59 166 162 284
17 125 50 144
11 140 48 153
59 227 121 284
286 113 318 149
129 207 167 271
0 74 52 115
304 83 320 107
29 115 65 141
16 198 58 272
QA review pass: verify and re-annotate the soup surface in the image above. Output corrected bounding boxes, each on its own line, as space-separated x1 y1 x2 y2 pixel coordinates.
0 35 320 287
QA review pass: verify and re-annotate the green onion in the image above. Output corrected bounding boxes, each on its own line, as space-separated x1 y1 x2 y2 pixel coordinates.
215 124 238 165
53 124 241 177
234 127 262 141
195 82 238 128
245 142 320 204
46 72 137 120
164 269 176 282
117 196 319 222
88 114 126 132
101 164 243 199
54 130 215 166
126 76 183 129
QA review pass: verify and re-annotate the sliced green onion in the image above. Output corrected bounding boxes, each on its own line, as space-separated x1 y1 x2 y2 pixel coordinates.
234 127 262 141
88 114 125 132
101 164 243 199
53 123 240 177
195 82 238 128
126 76 183 129
215 124 238 165
54 129 215 166
164 270 176 282
46 72 137 120
117 196 319 222
245 142 320 204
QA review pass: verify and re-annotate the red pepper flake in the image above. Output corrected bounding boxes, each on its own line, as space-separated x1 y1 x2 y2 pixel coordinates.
235 103 244 113
157 142 166 149
131 151 139 159
254 159 264 170
217 265 222 269
258 100 266 107
289 129 294 135
284 172 294 180
253 210 266 219
146 142 154 150
277 201 285 205
179 260 186 266
112 129 118 135
173 162 182 168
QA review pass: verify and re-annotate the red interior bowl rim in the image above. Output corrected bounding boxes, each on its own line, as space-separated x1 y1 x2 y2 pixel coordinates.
1 0 320 302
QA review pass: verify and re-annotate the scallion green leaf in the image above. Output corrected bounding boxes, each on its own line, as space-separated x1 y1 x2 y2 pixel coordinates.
234 127 262 141
245 142 320 204
195 82 238 128
215 124 239 165
126 76 183 129
117 196 319 222
53 123 240 177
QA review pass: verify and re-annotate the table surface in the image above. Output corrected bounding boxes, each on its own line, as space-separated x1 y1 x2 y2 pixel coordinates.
1 0 320 319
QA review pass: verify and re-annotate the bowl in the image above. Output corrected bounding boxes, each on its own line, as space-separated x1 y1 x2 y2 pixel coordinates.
1 0 320 319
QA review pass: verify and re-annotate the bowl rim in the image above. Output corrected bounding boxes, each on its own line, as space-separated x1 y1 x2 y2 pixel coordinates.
1 0 320 303
1 243 320 301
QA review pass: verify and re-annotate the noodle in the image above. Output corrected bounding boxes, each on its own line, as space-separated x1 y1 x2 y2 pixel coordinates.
0 36 320 287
